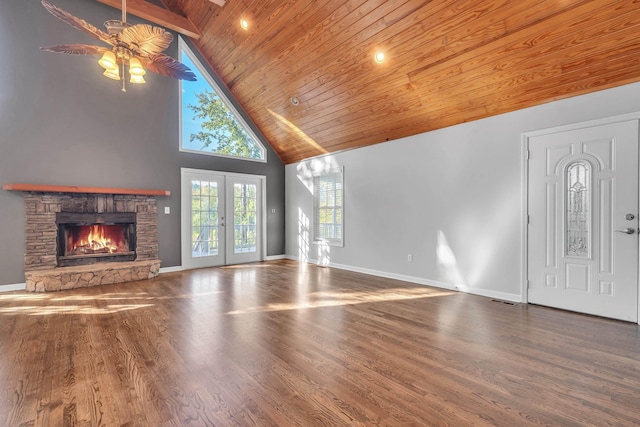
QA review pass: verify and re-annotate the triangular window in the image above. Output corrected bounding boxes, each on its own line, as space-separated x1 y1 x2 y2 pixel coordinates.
179 38 266 162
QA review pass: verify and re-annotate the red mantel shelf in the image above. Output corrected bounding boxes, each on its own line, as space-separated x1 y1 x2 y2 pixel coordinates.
3 183 170 197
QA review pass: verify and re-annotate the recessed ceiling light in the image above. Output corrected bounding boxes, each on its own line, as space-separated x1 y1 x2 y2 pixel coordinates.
240 19 249 30
374 52 385 63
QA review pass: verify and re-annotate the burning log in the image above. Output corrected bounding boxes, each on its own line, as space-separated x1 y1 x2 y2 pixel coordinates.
67 224 126 256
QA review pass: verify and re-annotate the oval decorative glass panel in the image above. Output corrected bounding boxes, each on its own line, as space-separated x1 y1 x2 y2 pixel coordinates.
566 161 591 257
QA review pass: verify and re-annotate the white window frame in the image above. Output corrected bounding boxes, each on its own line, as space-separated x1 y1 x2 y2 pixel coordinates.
178 38 266 162
313 167 344 247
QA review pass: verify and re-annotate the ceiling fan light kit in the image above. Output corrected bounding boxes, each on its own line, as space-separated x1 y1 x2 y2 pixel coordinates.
128 57 145 76
97 50 117 69
103 66 120 81
40 0 196 92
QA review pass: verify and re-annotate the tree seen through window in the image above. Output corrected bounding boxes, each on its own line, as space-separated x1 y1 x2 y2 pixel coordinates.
179 39 265 161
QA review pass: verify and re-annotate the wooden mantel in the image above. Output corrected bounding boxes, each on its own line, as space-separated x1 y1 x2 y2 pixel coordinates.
3 183 170 197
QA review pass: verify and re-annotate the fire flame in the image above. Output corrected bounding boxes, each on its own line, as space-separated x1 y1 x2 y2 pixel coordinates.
68 224 127 255
83 225 117 252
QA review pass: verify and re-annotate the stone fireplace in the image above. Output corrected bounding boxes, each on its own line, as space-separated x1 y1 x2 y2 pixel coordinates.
4 184 168 292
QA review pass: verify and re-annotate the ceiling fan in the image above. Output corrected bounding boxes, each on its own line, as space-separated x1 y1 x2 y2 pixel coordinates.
40 0 196 91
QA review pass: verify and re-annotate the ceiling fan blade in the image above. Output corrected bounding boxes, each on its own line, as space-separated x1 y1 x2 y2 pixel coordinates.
120 24 173 56
144 54 197 81
41 0 113 46
40 44 108 55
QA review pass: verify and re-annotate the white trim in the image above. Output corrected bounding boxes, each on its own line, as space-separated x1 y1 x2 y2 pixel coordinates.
262 177 268 261
0 283 27 292
179 147 266 162
524 111 640 138
264 254 287 261
521 132 530 304
178 38 266 163
456 285 522 303
159 266 183 274
285 256 521 302
522 111 640 324
181 168 267 181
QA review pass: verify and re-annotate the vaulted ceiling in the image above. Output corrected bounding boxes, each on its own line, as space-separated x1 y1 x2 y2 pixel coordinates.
103 0 640 164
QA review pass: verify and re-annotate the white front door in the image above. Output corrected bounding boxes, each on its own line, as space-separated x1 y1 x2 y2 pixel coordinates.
181 169 263 269
527 120 639 322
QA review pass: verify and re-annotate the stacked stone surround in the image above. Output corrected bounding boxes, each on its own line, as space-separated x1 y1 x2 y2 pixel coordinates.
23 192 161 292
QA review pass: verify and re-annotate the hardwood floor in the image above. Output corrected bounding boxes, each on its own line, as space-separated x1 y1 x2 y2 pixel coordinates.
1 259 639 426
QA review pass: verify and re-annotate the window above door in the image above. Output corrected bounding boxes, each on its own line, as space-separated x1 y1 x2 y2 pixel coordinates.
179 38 266 162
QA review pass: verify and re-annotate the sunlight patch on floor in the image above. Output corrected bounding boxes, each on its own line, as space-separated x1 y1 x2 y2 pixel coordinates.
226 287 456 314
0 293 51 301
0 303 155 316
0 290 225 315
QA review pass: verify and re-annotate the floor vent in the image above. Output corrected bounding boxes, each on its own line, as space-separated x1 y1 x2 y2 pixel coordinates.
490 299 517 306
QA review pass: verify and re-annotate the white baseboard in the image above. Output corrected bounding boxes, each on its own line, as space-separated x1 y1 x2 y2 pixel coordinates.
0 283 27 292
456 285 521 303
285 255 521 303
326 261 460 291
159 266 183 274
264 254 287 261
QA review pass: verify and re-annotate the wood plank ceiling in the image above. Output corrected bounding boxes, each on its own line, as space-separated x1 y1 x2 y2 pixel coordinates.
152 1 640 163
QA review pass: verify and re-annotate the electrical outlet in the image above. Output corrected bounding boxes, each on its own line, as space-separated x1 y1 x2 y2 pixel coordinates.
407 254 413 262
164 206 170 214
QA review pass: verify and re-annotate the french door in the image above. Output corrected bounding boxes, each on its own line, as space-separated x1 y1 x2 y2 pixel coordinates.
181 169 264 269
527 120 639 322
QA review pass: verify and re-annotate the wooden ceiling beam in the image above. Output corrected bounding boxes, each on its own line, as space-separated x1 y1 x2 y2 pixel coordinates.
96 0 201 39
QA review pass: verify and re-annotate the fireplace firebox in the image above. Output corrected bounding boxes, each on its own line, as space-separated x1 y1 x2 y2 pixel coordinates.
56 212 137 267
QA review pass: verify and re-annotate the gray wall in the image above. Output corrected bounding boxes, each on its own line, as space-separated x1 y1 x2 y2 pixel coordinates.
0 0 285 286
286 82 640 301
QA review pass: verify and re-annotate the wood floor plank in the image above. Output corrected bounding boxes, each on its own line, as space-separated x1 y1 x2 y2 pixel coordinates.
0 260 639 426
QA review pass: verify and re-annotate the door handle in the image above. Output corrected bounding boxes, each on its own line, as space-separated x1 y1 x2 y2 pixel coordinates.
615 227 636 235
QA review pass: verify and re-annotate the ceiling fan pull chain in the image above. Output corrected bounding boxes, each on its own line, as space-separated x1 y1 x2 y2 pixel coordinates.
121 62 126 92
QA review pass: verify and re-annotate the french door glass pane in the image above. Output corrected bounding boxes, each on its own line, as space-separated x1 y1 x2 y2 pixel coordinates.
234 183 257 254
191 180 219 257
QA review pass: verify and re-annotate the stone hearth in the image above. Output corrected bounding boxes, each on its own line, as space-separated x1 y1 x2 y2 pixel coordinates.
25 260 161 292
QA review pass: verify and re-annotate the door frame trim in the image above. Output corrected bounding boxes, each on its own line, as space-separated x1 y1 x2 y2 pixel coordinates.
180 167 267 269
521 111 640 324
